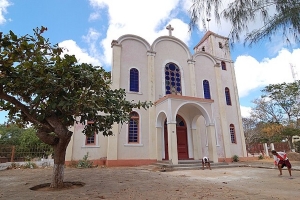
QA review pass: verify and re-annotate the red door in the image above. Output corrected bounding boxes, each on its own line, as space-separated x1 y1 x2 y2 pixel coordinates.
164 116 188 160
177 127 188 159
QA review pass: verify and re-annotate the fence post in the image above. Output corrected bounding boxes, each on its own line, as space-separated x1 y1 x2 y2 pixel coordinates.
11 146 15 162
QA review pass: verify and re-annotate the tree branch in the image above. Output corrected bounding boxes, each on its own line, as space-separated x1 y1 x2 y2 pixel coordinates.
0 91 53 130
36 128 59 145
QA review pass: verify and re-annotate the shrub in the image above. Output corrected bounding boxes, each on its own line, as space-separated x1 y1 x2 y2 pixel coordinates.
232 155 239 162
258 154 264 160
77 152 93 168
23 161 37 169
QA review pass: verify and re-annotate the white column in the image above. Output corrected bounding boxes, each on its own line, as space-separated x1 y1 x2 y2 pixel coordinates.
65 124 75 161
207 124 218 163
107 40 122 161
156 127 163 161
167 122 178 165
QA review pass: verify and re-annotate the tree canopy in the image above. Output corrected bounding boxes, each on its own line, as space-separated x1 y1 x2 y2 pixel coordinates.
189 0 300 46
0 27 151 188
247 81 300 148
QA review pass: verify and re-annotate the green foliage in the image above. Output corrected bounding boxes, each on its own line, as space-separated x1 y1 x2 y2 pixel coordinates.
232 155 239 162
258 154 264 160
0 124 53 159
0 27 151 140
23 161 37 169
77 153 93 168
189 0 300 46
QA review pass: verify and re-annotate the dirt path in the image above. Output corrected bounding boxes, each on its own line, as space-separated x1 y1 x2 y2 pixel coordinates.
0 166 300 200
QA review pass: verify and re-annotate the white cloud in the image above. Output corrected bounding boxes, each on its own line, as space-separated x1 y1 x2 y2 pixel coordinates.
235 48 300 98
88 0 190 67
0 0 11 24
240 106 251 118
59 40 101 67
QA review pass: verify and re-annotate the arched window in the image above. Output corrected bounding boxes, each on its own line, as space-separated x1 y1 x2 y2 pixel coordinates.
225 87 232 105
203 80 211 99
221 61 226 70
219 42 223 49
230 124 236 143
86 121 96 145
129 68 139 92
202 46 205 51
165 63 182 95
128 111 139 143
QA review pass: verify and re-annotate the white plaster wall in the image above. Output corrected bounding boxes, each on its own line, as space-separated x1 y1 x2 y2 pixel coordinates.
115 38 151 159
70 122 108 161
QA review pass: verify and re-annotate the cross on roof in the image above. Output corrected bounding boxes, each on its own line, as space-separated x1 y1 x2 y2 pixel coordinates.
166 24 174 36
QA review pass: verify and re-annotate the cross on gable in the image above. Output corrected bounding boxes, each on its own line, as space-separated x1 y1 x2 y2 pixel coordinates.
166 24 174 36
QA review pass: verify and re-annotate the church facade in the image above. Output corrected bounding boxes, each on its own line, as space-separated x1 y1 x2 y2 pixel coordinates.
66 26 247 166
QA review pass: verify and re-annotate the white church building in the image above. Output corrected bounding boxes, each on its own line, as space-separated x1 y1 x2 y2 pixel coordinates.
66 25 247 166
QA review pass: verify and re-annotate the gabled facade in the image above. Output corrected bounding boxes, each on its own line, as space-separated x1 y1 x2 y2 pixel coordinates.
66 26 247 166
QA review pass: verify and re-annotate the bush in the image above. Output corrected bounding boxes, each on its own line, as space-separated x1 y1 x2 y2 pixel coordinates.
258 154 264 160
22 161 37 169
232 155 239 162
77 153 93 168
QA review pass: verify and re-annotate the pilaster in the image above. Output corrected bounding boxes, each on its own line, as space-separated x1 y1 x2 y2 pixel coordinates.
187 59 197 97
147 51 156 159
107 40 122 161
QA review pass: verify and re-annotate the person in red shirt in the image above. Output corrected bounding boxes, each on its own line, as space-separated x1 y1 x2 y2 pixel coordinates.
271 150 292 176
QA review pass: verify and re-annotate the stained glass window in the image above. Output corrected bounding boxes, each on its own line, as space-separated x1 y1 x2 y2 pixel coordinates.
165 63 181 95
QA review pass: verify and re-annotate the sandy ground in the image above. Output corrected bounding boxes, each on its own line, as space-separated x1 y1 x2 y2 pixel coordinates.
1 163 300 200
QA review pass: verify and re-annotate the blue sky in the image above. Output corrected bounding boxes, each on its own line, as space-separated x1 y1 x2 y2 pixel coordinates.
1 0 300 123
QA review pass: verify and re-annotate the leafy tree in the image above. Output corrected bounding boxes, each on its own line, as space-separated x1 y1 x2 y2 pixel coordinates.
189 0 300 46
249 81 300 148
0 27 151 188
0 124 52 159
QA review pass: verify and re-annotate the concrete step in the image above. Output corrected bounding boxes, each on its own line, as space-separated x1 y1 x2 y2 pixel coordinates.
153 160 245 171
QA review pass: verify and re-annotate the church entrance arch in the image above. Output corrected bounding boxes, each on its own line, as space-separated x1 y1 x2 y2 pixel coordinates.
164 115 188 160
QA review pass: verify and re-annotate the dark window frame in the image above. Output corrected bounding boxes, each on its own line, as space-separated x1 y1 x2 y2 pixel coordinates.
129 68 139 92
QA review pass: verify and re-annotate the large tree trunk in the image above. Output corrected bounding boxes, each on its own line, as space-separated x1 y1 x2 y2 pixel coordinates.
50 137 70 188
35 115 73 188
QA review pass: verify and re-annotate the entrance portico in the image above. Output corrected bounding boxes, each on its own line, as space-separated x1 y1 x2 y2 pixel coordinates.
155 94 218 165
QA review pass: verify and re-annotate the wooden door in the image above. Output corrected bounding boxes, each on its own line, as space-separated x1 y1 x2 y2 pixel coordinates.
164 115 188 160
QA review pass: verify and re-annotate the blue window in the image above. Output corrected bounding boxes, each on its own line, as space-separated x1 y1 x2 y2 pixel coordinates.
128 112 139 143
225 87 232 105
221 61 226 70
165 63 181 95
230 124 236 143
130 68 139 92
203 80 211 99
